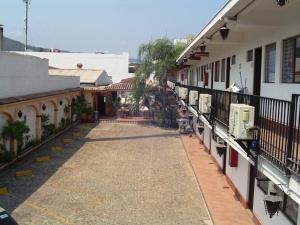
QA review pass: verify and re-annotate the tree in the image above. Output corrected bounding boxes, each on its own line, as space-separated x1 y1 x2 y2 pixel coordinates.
1 120 30 153
137 38 186 110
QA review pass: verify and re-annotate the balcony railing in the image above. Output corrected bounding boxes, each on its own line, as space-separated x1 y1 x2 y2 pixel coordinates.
174 83 300 175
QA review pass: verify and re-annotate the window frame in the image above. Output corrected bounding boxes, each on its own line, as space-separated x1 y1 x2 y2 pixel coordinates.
265 43 276 83
247 49 253 62
282 35 300 83
214 61 220 82
221 58 226 82
232 55 236 65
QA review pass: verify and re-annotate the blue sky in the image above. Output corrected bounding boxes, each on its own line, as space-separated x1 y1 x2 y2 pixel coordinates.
0 0 227 57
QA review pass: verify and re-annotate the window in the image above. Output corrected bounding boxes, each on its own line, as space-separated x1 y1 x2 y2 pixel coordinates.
232 55 236 65
282 36 300 83
247 50 253 62
214 61 220 82
181 73 184 81
257 171 269 194
189 69 195 85
201 66 205 81
196 67 201 84
221 58 226 82
265 43 276 83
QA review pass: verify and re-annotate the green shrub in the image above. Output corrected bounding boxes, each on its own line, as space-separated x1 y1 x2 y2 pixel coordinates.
1 120 30 153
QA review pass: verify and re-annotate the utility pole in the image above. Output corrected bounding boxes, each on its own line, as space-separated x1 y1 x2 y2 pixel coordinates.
23 0 29 51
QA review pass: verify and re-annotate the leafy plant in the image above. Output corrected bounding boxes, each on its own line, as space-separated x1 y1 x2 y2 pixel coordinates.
137 38 186 110
41 113 56 140
157 108 178 128
1 120 30 153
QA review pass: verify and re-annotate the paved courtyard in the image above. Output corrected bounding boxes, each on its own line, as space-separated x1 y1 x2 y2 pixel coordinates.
0 122 212 225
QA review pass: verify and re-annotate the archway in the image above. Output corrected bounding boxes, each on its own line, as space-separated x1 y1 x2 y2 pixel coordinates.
0 112 13 153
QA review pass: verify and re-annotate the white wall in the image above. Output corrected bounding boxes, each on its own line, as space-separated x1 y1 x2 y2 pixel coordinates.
203 124 211 150
0 52 80 99
96 71 112 86
253 183 294 225
17 106 36 141
42 102 55 125
226 145 250 203
210 138 224 169
57 98 68 124
16 52 131 83
179 16 300 101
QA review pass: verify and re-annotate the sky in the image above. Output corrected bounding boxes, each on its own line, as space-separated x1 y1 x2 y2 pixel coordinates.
0 0 227 58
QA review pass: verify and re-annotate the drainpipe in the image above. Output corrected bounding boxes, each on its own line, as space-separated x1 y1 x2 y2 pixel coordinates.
0 25 3 51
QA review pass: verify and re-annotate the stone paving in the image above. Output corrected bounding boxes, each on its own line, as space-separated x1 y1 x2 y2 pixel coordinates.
0 122 212 225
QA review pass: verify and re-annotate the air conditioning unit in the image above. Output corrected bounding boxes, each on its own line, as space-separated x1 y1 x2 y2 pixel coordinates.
229 104 255 139
179 87 188 100
189 90 199 105
199 94 211 114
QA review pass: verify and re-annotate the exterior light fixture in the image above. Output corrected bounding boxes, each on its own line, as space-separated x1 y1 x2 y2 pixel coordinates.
42 104 46 111
17 110 23 118
183 57 188 63
276 0 287 6
200 42 206 52
60 100 63 105
220 24 230 40
264 192 283 218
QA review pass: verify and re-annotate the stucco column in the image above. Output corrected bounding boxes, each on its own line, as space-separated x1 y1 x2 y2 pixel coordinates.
54 108 59 128
36 114 42 141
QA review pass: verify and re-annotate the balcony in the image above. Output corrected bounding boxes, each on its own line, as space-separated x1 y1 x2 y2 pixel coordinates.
175 83 300 175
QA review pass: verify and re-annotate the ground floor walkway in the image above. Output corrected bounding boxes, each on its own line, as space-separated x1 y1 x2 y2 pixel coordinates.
0 122 212 225
181 135 255 225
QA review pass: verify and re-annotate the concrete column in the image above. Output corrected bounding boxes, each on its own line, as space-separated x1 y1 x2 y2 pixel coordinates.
54 108 59 128
36 114 42 141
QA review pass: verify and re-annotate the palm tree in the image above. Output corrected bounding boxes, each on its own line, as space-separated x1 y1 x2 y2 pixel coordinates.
137 38 186 110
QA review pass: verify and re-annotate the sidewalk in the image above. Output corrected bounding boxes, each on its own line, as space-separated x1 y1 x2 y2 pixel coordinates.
181 135 255 225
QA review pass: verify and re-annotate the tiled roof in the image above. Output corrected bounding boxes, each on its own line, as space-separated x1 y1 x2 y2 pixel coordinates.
82 78 134 92
105 78 133 91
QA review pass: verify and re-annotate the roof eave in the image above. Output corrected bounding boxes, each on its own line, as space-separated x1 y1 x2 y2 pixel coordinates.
176 0 240 64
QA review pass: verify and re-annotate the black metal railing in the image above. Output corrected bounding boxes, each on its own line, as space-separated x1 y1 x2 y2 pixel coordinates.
175 82 299 174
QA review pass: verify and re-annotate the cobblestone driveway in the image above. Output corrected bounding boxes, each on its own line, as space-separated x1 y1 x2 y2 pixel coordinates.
0 122 212 225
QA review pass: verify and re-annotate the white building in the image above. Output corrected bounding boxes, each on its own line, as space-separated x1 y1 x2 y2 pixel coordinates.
0 52 80 153
0 52 79 99
174 1 300 225
49 69 112 87
16 52 131 83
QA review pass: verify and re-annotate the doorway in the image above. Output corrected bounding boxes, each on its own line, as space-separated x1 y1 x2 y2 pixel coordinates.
98 96 106 116
226 57 231 89
253 47 262 96
248 164 256 211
